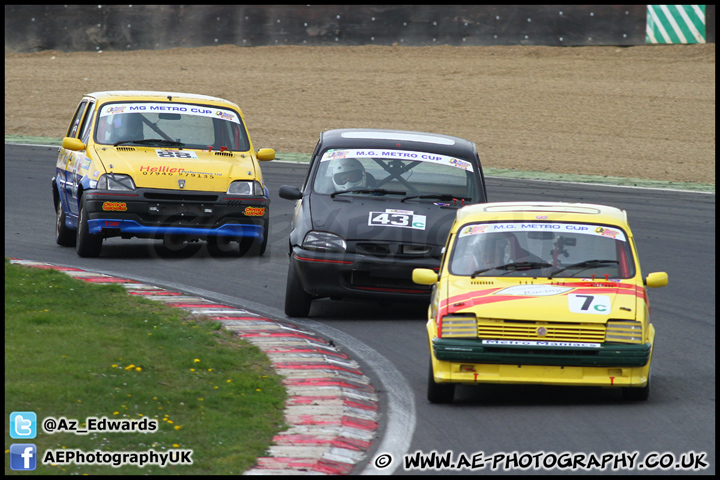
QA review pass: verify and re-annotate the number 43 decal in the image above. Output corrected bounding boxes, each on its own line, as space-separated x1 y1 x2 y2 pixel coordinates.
568 294 612 314
368 211 427 230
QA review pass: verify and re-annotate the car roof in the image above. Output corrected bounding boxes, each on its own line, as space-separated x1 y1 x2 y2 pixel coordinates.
319 128 478 157
84 90 241 109
454 201 629 227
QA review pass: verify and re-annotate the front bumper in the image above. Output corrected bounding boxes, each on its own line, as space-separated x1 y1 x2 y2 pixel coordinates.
291 247 438 302
84 188 268 240
430 338 653 387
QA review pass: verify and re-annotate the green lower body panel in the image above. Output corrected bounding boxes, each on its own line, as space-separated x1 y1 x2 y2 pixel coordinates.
433 338 651 367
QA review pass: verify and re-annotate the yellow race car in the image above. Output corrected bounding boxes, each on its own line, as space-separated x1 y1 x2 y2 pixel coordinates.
52 91 275 257
413 202 668 403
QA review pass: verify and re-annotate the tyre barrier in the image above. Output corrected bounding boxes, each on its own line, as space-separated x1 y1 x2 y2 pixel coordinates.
9 258 379 475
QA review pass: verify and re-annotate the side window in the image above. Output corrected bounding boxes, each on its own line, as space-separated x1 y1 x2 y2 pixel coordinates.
66 100 89 138
303 141 322 192
78 102 95 144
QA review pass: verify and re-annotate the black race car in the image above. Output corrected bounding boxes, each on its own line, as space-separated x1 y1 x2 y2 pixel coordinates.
279 128 488 317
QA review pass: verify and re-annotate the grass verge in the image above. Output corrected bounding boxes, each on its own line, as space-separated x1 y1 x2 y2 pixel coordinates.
4 259 286 475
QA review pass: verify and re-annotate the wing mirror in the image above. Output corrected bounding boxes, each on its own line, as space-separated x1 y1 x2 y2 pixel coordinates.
413 268 439 285
645 272 668 288
279 185 302 200
62 137 86 151
257 148 275 161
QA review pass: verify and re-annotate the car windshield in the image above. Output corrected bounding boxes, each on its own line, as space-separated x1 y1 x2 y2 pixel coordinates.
313 148 481 202
449 222 636 279
94 101 250 151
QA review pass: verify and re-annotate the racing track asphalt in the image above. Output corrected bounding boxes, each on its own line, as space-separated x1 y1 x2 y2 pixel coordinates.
5 140 716 475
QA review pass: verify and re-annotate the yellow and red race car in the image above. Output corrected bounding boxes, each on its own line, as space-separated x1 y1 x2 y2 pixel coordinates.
413 202 668 403
52 91 274 257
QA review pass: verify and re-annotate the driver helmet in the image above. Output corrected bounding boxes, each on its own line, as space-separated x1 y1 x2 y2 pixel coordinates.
331 158 366 191
108 113 144 143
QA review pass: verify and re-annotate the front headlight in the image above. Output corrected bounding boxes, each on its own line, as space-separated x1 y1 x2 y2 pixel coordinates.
97 173 136 191
302 231 346 253
227 180 264 196
605 320 643 344
440 315 477 338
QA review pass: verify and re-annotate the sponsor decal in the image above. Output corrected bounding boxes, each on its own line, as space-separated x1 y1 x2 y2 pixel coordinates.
99 103 241 124
215 110 235 121
459 224 490 237
155 149 198 159
105 106 126 114
495 285 573 296
369 210 426 230
102 202 127 212
568 293 612 314
244 206 265 217
595 226 621 238
482 339 601 348
321 148 474 172
140 165 185 174
457 222 627 241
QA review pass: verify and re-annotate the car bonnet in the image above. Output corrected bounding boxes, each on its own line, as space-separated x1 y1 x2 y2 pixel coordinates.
91 145 257 192
308 193 458 246
443 277 641 323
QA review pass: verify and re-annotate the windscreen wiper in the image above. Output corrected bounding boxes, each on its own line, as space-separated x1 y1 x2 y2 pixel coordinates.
330 188 407 198
400 193 472 203
547 259 619 279
471 261 552 278
114 139 185 148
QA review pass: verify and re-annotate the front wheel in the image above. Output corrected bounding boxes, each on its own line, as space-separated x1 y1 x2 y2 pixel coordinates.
622 374 650 401
55 200 76 247
284 259 312 317
427 358 455 404
76 198 102 257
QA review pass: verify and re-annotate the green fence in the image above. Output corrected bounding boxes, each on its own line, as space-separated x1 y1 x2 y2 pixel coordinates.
646 5 707 43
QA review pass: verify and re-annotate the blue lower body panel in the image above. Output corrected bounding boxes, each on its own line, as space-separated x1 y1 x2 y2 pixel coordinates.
88 219 263 239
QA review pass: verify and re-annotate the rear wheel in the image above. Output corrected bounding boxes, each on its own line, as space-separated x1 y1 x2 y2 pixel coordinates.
427 358 455 404
76 198 102 257
55 200 76 247
284 259 312 317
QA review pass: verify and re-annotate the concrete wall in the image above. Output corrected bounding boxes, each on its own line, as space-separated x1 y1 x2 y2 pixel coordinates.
4 5 713 53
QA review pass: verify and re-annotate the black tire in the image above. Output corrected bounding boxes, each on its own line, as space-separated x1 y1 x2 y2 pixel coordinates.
55 200 76 247
76 198 102 257
427 358 455 404
284 259 312 317
238 223 269 257
207 236 240 257
622 374 650 401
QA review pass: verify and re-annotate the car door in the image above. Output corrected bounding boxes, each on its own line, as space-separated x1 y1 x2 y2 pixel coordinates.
59 99 94 216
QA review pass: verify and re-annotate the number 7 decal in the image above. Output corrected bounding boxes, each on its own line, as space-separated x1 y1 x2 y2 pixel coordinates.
568 294 611 314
